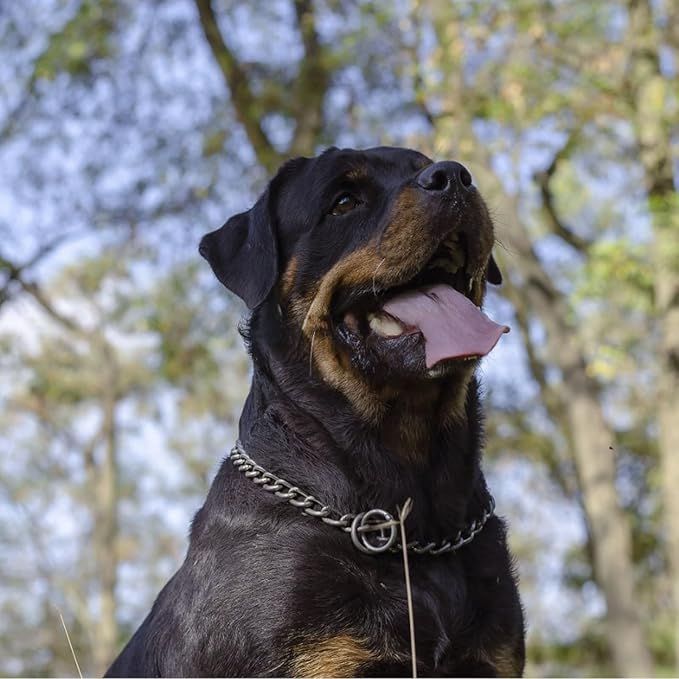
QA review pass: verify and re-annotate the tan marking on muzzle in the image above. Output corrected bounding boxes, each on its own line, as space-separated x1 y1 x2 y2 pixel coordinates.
301 187 438 336
296 244 410 420
290 186 486 422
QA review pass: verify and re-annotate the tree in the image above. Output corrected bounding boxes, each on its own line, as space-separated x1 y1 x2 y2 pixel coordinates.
0 1 674 675
388 2 659 672
0 249 248 675
625 0 679 665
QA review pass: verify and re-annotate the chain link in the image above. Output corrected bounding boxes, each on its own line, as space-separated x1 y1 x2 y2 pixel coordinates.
230 442 495 556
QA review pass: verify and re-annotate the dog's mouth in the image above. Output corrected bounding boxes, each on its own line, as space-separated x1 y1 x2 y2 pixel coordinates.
332 234 509 372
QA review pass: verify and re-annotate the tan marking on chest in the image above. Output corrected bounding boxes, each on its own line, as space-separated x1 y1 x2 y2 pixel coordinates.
292 635 374 678
491 642 524 677
475 641 524 677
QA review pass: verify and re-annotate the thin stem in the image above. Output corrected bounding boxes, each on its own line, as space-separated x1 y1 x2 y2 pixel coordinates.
398 498 417 678
57 608 83 679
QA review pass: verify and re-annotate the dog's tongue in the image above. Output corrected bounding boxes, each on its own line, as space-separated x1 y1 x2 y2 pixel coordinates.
382 283 509 368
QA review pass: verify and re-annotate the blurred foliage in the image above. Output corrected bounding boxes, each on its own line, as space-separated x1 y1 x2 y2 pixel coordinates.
33 0 121 80
0 0 677 676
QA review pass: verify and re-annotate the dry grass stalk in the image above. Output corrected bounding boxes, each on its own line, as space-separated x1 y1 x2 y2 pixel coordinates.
57 608 83 679
397 497 417 678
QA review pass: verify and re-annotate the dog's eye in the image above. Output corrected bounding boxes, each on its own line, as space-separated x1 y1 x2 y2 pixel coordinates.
330 193 360 216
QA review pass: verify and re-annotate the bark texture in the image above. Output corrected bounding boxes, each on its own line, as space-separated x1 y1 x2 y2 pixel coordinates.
628 0 679 667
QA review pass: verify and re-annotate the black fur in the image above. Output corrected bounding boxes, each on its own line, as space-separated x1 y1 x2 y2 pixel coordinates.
198 186 278 309
106 147 525 678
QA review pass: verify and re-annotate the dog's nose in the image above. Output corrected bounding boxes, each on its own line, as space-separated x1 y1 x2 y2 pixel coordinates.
416 161 473 193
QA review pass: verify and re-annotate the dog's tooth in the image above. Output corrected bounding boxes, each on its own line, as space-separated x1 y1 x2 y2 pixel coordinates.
368 312 404 337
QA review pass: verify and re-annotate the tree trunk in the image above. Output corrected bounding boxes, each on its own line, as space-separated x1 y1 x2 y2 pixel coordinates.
519 270 652 675
471 162 653 674
195 0 329 168
92 356 120 675
627 0 679 667
566 368 653 674
657 237 679 669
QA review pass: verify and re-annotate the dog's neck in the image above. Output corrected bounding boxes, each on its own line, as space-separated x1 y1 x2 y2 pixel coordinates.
236 312 490 541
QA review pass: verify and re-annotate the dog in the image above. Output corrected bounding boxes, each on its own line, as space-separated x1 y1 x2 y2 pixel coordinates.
106 146 525 677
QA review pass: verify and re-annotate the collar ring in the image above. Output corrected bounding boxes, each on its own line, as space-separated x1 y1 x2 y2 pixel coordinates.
350 509 398 554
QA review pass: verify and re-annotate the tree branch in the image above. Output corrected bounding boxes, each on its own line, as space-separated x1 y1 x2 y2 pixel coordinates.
194 0 280 172
502 277 579 498
17 276 84 335
534 134 591 252
406 0 435 128
0 232 81 309
289 0 330 155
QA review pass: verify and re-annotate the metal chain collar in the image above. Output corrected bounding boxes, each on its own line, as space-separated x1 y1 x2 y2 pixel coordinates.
230 441 495 556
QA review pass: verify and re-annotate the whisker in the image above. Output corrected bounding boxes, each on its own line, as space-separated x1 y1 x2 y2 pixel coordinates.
309 329 317 378
372 258 386 299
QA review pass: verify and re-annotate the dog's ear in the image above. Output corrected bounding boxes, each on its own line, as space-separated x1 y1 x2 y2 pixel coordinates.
199 189 278 309
486 254 502 285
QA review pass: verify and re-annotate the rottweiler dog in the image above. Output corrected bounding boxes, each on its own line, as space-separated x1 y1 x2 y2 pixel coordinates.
106 146 525 677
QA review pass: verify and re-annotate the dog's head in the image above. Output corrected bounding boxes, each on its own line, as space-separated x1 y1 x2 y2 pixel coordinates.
200 146 507 418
